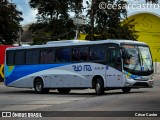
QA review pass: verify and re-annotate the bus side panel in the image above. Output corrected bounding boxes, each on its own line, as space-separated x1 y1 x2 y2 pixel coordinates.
63 75 75 87
49 70 87 88
9 77 33 88
54 63 106 88
5 63 106 89
50 75 63 88
74 75 87 87
106 66 125 87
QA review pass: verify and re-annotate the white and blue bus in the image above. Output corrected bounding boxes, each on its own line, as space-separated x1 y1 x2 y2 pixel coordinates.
4 40 154 95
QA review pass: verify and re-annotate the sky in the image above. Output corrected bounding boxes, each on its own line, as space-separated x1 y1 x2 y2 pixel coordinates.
12 0 37 25
11 0 160 25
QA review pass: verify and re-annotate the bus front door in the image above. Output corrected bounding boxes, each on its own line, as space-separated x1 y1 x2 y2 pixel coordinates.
106 44 125 87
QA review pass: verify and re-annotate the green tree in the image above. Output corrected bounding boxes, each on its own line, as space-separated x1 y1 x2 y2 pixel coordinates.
29 18 75 44
0 0 23 44
29 0 78 44
29 0 145 43
85 0 138 40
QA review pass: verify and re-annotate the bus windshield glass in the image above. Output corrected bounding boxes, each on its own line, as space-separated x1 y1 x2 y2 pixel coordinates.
122 45 153 75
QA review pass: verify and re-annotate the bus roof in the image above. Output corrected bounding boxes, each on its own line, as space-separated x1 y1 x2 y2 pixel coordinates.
6 39 148 51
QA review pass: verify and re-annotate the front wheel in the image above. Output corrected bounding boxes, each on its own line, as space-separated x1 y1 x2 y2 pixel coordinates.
95 79 104 95
57 88 71 94
34 79 49 94
122 88 131 93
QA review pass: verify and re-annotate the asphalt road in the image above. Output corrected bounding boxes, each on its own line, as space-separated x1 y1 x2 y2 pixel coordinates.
0 74 160 120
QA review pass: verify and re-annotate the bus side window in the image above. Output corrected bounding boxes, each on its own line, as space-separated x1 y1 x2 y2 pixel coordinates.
107 46 122 71
32 49 40 64
26 50 32 64
15 51 25 65
45 49 55 64
56 48 71 62
72 47 89 62
90 46 105 61
6 51 15 65
79 47 89 61
72 48 80 61
40 50 46 64
40 49 55 64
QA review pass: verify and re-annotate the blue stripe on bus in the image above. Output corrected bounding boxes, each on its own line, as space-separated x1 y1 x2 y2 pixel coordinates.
5 63 69 85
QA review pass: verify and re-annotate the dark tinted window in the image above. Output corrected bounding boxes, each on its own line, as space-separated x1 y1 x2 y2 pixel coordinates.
26 50 32 64
32 49 40 64
6 51 15 65
40 50 46 64
45 49 55 63
40 49 55 64
90 46 105 61
15 51 25 65
106 44 121 71
72 47 89 61
56 48 71 62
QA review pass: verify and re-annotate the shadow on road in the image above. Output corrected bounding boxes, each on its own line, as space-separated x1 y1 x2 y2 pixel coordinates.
0 88 150 97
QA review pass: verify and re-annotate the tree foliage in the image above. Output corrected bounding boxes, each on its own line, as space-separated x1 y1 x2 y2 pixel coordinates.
29 0 141 43
85 0 138 40
29 0 78 44
0 0 23 45
29 18 75 44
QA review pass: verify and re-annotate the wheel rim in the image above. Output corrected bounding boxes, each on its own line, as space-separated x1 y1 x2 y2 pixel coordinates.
36 82 42 92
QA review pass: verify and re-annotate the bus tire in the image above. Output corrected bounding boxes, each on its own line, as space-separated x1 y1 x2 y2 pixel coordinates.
122 88 131 93
34 79 49 94
57 88 71 94
95 78 104 95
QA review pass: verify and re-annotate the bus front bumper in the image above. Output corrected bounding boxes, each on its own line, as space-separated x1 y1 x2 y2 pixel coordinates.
125 78 154 88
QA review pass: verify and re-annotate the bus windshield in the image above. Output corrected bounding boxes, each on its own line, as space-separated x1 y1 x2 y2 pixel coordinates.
122 45 153 75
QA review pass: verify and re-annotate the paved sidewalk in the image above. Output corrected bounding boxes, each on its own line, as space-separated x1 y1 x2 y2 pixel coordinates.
0 82 3 85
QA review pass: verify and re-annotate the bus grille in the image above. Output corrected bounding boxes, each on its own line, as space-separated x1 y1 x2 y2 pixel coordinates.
133 82 149 87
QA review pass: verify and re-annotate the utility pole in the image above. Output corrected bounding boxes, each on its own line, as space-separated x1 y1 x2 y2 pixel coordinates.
75 5 80 40
75 21 80 40
74 1 87 40
74 1 82 40
18 27 22 46
90 0 95 41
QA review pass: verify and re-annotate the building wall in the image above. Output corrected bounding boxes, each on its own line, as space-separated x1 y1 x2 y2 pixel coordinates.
127 12 160 62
